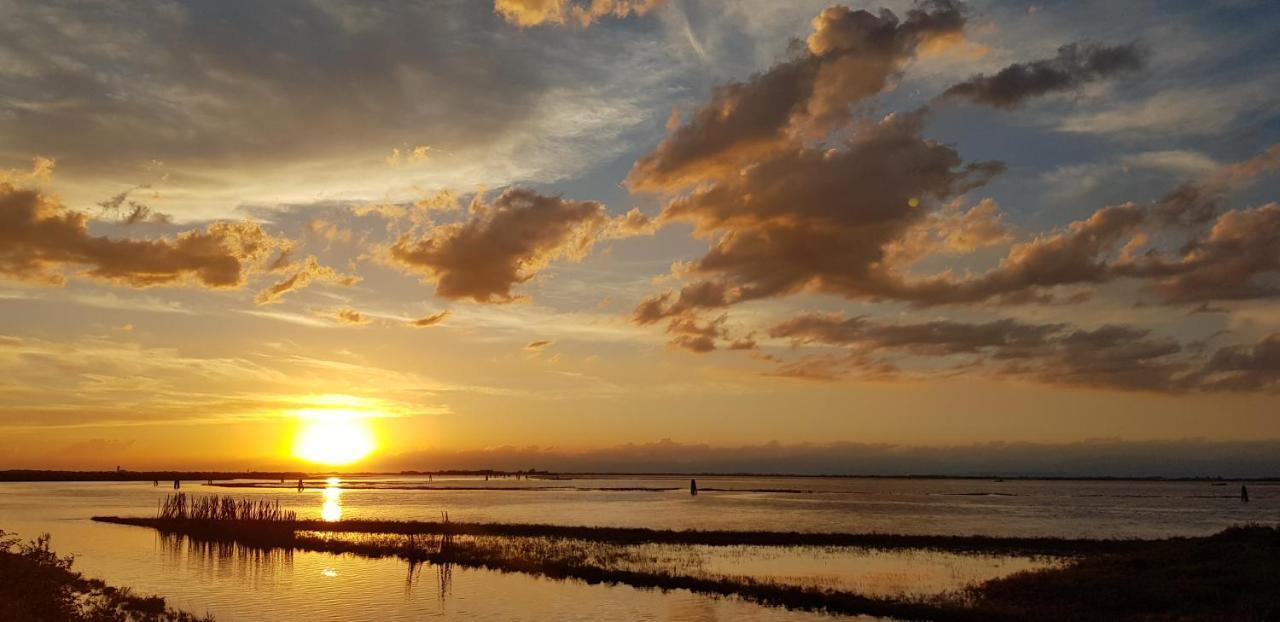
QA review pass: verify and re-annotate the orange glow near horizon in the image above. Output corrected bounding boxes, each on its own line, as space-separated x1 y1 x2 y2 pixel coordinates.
291 409 378 466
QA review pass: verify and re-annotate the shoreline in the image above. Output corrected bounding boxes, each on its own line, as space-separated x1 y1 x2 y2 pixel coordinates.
5 469 1279 483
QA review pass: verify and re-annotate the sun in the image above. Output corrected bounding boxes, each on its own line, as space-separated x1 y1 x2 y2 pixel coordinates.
291 409 377 466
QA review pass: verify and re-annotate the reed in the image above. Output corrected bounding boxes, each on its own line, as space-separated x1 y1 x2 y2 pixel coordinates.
157 493 296 522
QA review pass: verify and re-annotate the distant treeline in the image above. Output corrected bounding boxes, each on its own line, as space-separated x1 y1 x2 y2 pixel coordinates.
0 469 547 482
0 470 307 482
2 469 1277 483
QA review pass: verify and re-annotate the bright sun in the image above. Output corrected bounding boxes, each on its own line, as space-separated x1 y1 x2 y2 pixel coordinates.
291 409 377 465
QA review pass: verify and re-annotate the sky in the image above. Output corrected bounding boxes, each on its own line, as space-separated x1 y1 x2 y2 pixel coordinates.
2 0 1280 475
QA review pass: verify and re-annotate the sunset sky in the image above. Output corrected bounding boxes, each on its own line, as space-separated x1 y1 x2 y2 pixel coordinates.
2 0 1279 473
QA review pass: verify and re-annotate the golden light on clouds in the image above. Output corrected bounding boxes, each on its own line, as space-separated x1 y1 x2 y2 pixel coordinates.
291 409 378 466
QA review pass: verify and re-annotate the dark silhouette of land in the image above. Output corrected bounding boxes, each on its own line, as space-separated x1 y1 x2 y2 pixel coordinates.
0 529 210 621
4 469 1277 482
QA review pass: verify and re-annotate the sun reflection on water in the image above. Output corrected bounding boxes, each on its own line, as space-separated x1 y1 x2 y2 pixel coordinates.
321 477 342 522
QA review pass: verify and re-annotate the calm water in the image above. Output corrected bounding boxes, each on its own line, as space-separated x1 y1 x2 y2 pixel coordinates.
1 475 1273 621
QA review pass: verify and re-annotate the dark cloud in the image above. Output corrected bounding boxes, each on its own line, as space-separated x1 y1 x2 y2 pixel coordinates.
771 314 1064 356
408 310 450 328
942 42 1146 109
525 339 553 351
626 0 969 190
97 186 170 225
766 312 1280 393
1196 334 1280 392
120 203 173 226
0 181 280 288
390 188 640 303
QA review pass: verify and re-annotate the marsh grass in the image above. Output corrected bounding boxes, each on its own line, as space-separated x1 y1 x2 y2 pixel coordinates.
158 493 295 522
104 512 1138 556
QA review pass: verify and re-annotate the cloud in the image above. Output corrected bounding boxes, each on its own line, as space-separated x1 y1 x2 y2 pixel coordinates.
494 0 665 27
120 203 173 226
1197 334 1280 392
626 0 968 191
666 314 728 353
767 312 1280 393
408 310 450 327
334 309 370 325
771 314 1064 355
941 42 1145 109
389 188 640 303
0 3 671 217
96 185 171 225
885 197 1013 266
1057 80 1279 137
879 147 1280 307
1118 202 1280 303
0 181 282 288
254 255 360 305
385 145 432 167
632 110 1003 321
525 339 553 351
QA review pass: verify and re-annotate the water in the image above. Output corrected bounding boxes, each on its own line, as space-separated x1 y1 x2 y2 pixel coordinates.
1 475 1272 621
145 474 1272 537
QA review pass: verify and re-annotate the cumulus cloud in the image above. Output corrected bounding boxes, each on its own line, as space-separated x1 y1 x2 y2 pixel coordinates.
254 255 360 305
942 42 1145 109
878 146 1280 306
0 181 282 288
632 110 1003 321
408 310 450 327
626 0 968 190
495 0 665 27
389 188 642 303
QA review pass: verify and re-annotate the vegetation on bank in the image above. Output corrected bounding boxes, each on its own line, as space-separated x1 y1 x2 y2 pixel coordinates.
967 525 1280 621
90 494 1280 621
0 530 211 622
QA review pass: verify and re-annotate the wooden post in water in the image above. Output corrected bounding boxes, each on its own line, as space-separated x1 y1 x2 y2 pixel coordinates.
690 479 697 496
